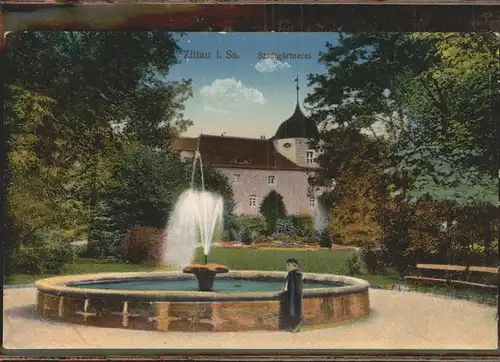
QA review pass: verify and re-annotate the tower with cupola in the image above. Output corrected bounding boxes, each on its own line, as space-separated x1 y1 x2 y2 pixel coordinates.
271 75 320 169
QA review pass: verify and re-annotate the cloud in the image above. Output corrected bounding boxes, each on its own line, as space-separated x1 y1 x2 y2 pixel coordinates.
199 78 266 105
203 104 229 114
254 59 291 73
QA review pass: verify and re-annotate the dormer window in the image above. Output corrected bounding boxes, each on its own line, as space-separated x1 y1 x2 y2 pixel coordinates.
283 142 292 149
232 157 251 165
306 150 315 165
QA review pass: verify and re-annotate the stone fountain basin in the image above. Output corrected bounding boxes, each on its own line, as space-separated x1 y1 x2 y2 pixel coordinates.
34 271 370 332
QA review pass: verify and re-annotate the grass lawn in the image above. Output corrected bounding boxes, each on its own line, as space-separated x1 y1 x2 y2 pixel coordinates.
193 248 402 286
195 247 356 274
6 247 495 305
6 258 164 285
7 248 401 286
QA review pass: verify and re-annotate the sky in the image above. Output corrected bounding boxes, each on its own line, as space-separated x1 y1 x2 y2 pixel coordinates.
168 33 340 138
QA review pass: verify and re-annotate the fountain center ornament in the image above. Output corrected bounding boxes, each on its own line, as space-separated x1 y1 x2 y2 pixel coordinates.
163 146 229 291
182 263 229 292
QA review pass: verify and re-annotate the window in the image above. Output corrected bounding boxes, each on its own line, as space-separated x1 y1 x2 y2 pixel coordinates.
309 196 316 208
249 195 257 207
306 150 315 165
267 175 276 185
283 142 292 149
233 174 241 183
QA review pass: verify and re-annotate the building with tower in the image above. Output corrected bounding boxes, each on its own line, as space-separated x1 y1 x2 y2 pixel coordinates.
172 76 325 216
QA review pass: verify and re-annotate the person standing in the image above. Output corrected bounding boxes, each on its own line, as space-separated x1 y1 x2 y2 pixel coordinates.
281 258 304 332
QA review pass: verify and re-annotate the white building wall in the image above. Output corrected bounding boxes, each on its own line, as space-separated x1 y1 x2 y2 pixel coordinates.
273 138 297 164
218 167 319 216
179 150 195 159
273 138 320 169
294 138 310 168
175 140 329 217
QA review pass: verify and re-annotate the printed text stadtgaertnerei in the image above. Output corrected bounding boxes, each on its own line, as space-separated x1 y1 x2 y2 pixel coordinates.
182 50 313 60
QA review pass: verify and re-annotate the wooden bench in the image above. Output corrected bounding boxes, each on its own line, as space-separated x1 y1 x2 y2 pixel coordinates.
405 264 499 298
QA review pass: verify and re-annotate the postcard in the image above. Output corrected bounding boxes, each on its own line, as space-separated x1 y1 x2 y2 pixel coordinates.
2 30 498 351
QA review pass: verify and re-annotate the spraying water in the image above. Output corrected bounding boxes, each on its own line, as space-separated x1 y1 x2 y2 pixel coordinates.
163 150 224 269
313 202 328 234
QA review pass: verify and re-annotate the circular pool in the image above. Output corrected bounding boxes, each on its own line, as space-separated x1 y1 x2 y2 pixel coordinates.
35 271 370 332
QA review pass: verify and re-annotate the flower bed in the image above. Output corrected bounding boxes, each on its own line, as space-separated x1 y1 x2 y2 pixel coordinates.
215 242 357 251
215 243 257 249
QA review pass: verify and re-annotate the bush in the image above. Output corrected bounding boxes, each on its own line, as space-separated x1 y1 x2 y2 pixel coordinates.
73 244 89 258
85 203 124 258
239 227 252 245
270 233 294 243
289 215 315 237
295 236 318 245
233 216 268 239
259 190 287 234
345 253 363 276
361 247 384 274
253 234 274 244
375 199 499 275
276 217 296 237
221 229 236 242
347 238 377 248
317 229 333 248
10 231 76 275
221 211 237 242
375 203 414 275
122 226 165 265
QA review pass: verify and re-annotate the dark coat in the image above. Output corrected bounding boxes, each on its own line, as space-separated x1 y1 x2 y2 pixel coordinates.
283 269 303 318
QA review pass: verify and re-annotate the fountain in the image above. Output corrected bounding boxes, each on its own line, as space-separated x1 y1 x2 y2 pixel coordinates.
34 148 370 332
162 149 229 291
313 202 328 235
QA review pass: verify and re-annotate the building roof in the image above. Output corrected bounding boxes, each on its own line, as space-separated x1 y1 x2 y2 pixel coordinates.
172 135 312 171
272 103 320 140
171 137 198 151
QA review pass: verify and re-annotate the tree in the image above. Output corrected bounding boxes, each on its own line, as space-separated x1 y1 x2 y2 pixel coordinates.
3 86 54 279
4 31 192 208
305 33 498 271
310 128 387 247
306 33 498 204
3 86 81 279
375 198 499 274
87 144 184 256
3 31 194 271
259 190 287 235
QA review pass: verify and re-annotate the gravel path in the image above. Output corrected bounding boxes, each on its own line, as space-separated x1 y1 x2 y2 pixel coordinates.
3 287 497 350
